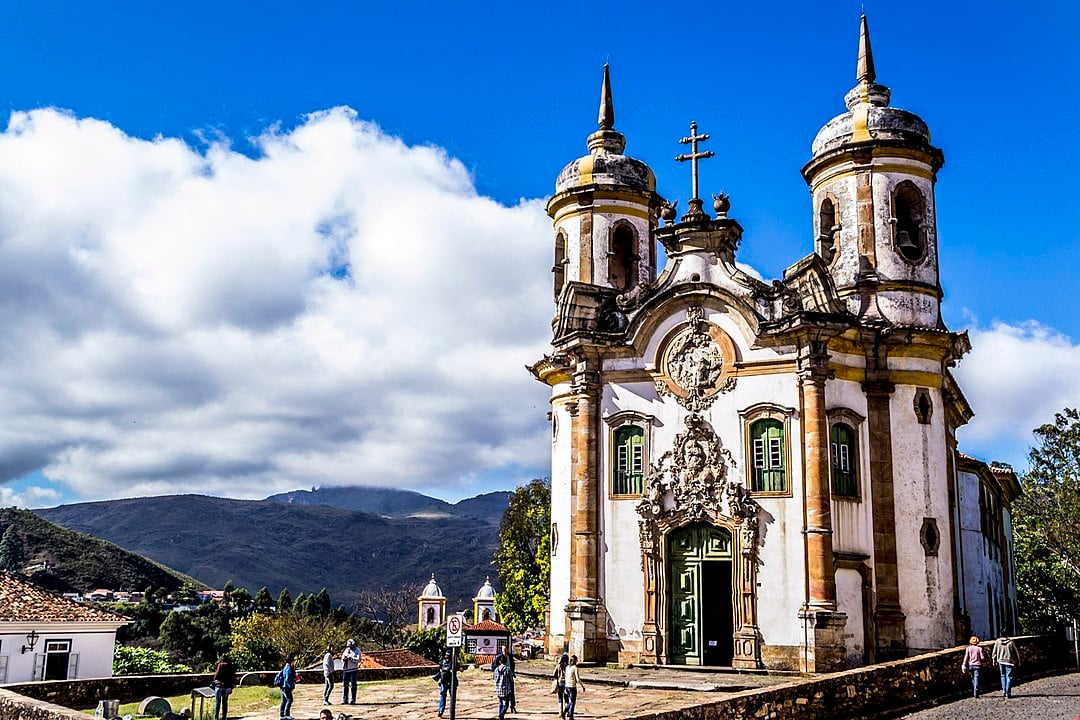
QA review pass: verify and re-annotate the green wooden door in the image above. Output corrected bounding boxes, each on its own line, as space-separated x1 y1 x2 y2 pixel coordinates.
668 524 733 665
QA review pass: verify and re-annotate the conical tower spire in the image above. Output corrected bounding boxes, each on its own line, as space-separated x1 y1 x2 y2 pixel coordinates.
598 63 615 130
587 64 626 154
856 14 876 84
844 13 890 110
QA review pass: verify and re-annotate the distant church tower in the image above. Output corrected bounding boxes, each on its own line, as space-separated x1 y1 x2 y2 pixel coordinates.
531 15 1006 674
473 577 498 623
417 574 446 630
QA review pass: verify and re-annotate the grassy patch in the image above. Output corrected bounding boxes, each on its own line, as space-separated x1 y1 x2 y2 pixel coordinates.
86 687 282 718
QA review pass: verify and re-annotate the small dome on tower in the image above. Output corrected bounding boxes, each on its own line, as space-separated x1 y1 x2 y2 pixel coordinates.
420 573 443 598
555 65 656 195
809 15 935 159
475 577 497 599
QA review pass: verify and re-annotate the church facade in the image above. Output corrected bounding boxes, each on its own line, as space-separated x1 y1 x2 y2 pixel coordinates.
530 17 1018 672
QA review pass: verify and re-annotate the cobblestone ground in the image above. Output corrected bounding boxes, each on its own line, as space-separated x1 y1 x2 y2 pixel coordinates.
240 663 785 720
897 672 1080 720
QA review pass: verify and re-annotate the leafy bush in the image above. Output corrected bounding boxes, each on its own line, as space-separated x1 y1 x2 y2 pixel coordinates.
402 627 446 662
114 645 193 675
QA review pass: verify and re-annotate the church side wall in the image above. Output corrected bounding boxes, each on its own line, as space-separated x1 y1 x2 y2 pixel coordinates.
889 382 955 651
548 387 574 653
956 468 1010 640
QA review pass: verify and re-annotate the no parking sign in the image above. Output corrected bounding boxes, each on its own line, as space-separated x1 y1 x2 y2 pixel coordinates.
447 613 464 647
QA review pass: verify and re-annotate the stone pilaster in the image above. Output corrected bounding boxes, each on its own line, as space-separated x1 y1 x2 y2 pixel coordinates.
799 344 837 610
566 365 606 661
863 378 907 659
799 608 849 673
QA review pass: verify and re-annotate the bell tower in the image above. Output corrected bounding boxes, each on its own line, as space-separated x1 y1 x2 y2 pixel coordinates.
802 15 946 328
547 65 662 312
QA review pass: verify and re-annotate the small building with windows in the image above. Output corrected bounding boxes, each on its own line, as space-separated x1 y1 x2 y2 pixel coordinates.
530 16 1017 674
0 572 127 683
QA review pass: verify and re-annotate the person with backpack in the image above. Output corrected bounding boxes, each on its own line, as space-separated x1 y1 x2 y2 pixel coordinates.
433 650 456 718
492 654 513 720
341 639 361 704
276 655 297 720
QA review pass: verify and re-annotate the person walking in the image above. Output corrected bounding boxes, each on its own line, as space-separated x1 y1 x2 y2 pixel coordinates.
211 654 236 720
564 655 584 720
278 655 297 720
553 653 569 718
960 636 986 698
341 638 361 704
493 654 513 720
992 634 1020 698
433 650 455 718
321 644 335 705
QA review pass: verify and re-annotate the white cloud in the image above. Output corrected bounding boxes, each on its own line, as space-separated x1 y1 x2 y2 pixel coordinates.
0 107 554 502
954 321 1080 469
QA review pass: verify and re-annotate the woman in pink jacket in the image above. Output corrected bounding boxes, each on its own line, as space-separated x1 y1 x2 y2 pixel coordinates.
961 636 986 698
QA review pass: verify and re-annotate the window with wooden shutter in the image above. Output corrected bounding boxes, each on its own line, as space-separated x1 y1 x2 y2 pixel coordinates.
830 423 858 498
613 425 645 496
750 419 786 492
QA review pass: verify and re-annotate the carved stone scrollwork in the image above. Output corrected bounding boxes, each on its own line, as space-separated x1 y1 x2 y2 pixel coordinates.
654 307 737 412
635 412 764 668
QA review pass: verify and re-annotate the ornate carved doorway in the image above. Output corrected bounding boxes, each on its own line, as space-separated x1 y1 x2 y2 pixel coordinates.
669 524 734 665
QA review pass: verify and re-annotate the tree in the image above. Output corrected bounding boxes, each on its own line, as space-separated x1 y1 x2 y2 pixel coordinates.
0 525 25 572
223 580 235 608
354 585 416 648
254 586 274 611
314 588 332 617
114 645 192 675
492 478 551 633
231 587 253 611
1014 407 1080 631
278 587 293 612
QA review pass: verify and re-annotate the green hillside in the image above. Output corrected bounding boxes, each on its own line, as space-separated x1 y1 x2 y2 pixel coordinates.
37 489 510 607
0 507 201 594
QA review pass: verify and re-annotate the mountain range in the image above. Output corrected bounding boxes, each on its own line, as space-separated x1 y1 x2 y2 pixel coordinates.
36 486 512 608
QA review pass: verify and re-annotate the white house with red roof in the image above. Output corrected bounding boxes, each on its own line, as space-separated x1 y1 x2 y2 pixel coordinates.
0 572 128 683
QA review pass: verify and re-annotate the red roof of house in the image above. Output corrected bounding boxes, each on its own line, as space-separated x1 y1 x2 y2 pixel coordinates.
465 619 508 633
0 573 127 623
361 649 436 668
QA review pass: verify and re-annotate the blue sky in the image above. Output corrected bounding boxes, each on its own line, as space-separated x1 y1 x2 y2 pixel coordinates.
0 1 1076 506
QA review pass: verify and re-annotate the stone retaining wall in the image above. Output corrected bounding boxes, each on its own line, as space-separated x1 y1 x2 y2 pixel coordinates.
1 667 434 713
625 636 1067 720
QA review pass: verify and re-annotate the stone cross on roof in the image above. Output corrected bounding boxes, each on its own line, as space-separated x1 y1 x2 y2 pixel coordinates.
675 121 714 204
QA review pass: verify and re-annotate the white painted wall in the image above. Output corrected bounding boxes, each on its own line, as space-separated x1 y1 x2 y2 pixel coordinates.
890 384 954 650
547 385 574 650
836 568 866 666
0 623 123 682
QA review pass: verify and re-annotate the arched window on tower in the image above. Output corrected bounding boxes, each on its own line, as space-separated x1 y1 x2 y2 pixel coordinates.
817 196 838 264
608 223 637 291
892 182 927 263
553 231 567 300
426 607 436 626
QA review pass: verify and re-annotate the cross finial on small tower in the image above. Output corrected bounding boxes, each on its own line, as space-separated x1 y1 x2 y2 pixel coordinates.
675 121 715 220
599 64 615 130
857 13 876 85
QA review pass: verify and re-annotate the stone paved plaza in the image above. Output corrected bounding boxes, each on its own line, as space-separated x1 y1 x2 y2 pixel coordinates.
898 672 1080 720
247 663 786 719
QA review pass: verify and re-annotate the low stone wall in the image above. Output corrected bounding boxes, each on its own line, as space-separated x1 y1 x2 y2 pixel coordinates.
0 689 87 720
625 636 1068 720
2 667 434 712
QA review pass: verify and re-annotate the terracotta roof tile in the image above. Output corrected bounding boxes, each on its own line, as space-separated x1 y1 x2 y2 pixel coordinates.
0 572 127 623
465 619 507 632
361 649 435 668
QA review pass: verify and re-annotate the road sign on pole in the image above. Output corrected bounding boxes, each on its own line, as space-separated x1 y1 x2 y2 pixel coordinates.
447 613 464 647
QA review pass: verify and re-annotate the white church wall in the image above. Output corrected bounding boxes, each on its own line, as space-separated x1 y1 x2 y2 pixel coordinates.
585 204 652 287
548 389 574 648
836 568 866 667
955 467 1012 639
889 384 955 650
